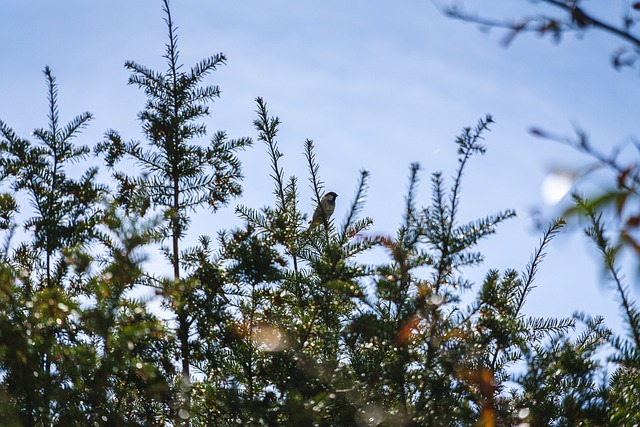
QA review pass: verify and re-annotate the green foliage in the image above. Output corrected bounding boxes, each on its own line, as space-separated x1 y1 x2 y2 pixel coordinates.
0 66 107 426
0 67 105 288
1 1 639 426
94 1 251 424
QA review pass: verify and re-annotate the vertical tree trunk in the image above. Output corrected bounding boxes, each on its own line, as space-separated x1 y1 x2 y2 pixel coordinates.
173 180 191 427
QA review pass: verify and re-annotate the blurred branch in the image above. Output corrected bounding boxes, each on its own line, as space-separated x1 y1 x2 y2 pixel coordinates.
530 126 640 192
433 0 640 68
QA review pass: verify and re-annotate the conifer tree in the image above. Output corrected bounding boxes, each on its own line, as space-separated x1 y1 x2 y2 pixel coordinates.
96 1 251 424
437 4 640 424
572 194 640 425
0 66 106 426
229 98 373 425
0 66 103 290
4 2 640 424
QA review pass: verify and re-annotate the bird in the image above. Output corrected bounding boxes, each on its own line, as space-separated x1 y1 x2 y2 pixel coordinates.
309 191 337 229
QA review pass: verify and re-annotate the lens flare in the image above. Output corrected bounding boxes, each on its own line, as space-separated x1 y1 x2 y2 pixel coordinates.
541 170 573 205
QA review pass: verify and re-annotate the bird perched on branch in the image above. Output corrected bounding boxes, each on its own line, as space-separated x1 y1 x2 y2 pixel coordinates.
309 191 337 229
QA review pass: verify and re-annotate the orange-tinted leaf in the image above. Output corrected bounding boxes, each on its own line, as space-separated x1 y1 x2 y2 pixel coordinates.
476 408 496 427
394 314 421 345
627 214 640 228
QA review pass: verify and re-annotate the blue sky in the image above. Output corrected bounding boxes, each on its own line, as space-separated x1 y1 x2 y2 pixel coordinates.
1 1 637 333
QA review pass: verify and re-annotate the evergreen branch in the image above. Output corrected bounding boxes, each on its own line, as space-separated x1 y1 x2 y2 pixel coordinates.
608 336 640 369
515 218 565 316
394 164 424 261
572 312 609 353
450 251 484 268
43 66 60 138
283 175 300 215
305 139 330 232
342 236 376 258
449 115 492 226
404 162 421 228
282 175 304 272
96 129 126 167
57 112 93 148
0 121 32 181
576 194 640 349
339 169 370 245
187 85 221 107
253 98 286 210
235 205 271 232
125 61 167 94
343 217 374 242
30 128 53 148
131 145 172 176
493 347 523 371
456 299 483 330
523 316 575 339
187 54 227 86
162 0 181 91
429 171 448 240
0 119 19 148
452 210 516 253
